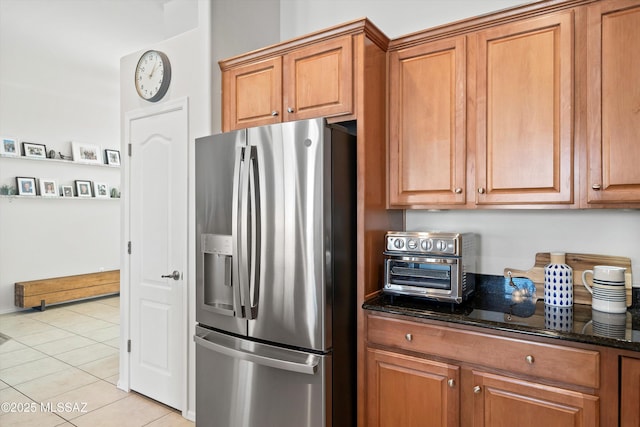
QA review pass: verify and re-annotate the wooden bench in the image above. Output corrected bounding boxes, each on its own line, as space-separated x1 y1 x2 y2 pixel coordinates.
15 270 120 310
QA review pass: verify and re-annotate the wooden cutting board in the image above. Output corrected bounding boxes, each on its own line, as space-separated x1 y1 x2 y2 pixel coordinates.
504 253 633 307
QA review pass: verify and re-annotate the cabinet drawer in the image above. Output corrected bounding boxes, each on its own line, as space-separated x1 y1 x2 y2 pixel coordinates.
367 314 599 388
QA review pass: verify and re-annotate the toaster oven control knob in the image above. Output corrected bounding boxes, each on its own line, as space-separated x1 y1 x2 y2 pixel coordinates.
393 238 404 250
436 240 447 251
407 239 418 250
421 239 433 251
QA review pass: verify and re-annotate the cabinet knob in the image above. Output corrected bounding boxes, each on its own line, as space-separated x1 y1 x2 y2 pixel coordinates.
405 333 413 342
525 355 535 364
287 107 295 113
454 188 463 194
447 379 455 388
271 111 279 116
592 184 602 190
473 385 482 394
477 187 486 194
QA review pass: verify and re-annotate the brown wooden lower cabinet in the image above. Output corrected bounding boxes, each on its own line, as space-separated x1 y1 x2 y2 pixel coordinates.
365 345 599 427
367 347 459 427
470 370 598 427
621 356 640 427
365 312 613 427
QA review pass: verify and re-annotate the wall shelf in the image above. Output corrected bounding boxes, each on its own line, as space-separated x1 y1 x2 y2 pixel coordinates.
0 195 120 200
1 151 121 199
0 153 120 169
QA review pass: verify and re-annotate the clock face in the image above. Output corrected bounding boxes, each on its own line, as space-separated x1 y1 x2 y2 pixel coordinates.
135 50 171 102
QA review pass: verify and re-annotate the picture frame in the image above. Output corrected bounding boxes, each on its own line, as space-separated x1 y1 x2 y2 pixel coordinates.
75 180 93 197
71 142 102 164
39 178 59 197
104 149 121 166
16 177 37 196
22 142 47 158
93 182 109 198
0 137 19 156
61 185 74 198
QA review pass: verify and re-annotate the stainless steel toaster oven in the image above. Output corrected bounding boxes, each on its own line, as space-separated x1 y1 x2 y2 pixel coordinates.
383 231 477 303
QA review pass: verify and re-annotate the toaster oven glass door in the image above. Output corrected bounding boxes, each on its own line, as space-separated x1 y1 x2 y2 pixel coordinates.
384 257 460 297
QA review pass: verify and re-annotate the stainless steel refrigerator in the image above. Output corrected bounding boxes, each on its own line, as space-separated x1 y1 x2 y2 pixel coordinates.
194 118 356 427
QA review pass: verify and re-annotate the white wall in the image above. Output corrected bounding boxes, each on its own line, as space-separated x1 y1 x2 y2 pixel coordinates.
0 161 120 312
406 210 640 283
279 0 533 39
0 0 167 313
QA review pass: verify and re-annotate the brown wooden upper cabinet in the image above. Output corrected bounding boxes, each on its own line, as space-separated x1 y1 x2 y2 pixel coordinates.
474 11 575 206
586 0 640 205
388 36 467 207
388 8 576 209
222 57 283 130
221 34 354 131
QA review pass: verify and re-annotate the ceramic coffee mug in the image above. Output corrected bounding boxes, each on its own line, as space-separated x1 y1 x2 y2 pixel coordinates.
582 266 627 313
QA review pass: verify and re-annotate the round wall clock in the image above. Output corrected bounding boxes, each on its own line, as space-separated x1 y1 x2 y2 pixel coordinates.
134 50 171 102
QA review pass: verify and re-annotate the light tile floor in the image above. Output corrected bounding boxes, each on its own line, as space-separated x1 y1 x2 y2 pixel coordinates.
0 296 194 427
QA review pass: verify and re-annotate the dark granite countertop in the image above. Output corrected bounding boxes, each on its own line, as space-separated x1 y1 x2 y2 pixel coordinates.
363 275 640 352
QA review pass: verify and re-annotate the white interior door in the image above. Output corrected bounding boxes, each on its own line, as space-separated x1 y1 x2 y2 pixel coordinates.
128 99 188 410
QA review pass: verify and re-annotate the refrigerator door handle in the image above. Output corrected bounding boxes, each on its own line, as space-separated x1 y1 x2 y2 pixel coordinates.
194 333 319 375
238 146 251 318
231 146 246 318
246 146 260 319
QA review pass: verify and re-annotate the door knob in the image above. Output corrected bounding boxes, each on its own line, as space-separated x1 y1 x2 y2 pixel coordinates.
161 270 181 280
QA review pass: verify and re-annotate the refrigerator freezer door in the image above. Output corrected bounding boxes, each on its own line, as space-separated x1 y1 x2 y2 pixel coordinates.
195 326 330 427
195 130 247 335
247 118 331 352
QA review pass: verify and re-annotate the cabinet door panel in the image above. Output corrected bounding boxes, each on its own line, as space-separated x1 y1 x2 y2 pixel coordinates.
283 35 353 121
475 12 574 205
586 0 640 204
367 347 459 427
223 57 282 131
472 371 599 427
621 356 640 427
389 36 466 207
